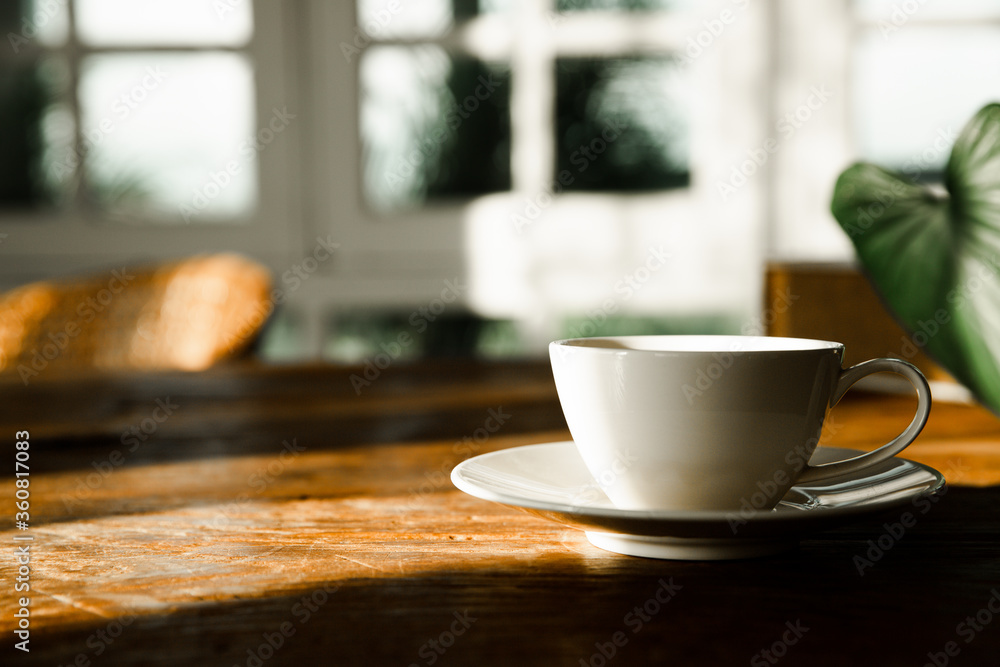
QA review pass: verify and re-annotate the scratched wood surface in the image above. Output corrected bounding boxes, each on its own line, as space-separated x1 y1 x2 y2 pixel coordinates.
1 361 999 666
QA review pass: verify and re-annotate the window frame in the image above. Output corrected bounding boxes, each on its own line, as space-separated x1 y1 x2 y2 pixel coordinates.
305 1 771 322
0 0 303 285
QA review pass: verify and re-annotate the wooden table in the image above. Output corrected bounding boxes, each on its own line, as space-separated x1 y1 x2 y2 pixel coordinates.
2 360 1000 666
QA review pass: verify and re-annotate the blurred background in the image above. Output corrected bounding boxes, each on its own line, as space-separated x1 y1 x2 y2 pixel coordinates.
1 0 997 366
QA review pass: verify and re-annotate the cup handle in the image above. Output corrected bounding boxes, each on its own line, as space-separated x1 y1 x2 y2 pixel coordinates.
795 358 932 484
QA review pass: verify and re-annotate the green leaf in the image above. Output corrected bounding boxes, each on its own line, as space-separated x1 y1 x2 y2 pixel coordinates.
831 103 1000 413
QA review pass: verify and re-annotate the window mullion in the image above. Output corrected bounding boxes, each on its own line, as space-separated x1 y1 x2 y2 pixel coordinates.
510 0 555 194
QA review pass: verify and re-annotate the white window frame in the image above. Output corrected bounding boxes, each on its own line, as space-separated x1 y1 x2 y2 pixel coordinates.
300 0 771 349
0 1 303 286
0 1 786 358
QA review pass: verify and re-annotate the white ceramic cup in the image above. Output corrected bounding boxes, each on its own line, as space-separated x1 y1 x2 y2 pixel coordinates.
549 335 931 512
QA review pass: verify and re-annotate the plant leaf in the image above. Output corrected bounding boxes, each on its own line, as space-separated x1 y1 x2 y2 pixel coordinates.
831 103 1000 413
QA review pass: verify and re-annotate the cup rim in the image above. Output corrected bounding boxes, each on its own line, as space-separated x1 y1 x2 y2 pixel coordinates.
550 334 845 354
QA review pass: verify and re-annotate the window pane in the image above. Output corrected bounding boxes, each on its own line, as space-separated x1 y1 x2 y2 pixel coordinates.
323 311 489 362
356 0 510 39
0 4 72 209
0 56 69 208
555 57 689 191
76 0 252 46
475 0 514 15
1 2 69 49
26 0 71 46
557 0 690 11
37 59 75 206
360 46 511 211
853 28 1000 177
78 53 257 221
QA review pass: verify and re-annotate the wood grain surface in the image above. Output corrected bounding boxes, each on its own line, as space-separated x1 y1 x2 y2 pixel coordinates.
2 361 999 666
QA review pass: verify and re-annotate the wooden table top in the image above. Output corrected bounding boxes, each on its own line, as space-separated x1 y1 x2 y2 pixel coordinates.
2 360 1000 666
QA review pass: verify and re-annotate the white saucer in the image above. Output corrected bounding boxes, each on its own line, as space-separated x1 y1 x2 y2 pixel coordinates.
450 441 946 560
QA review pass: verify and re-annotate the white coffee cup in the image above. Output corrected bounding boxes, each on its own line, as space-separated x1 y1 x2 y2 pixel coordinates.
549 335 931 512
